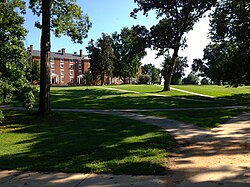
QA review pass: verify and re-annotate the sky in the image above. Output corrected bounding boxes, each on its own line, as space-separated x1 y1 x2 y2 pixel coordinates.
23 0 211 74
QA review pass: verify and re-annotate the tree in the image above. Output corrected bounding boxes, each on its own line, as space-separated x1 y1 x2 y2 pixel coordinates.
138 74 151 84
192 43 231 85
142 64 160 84
183 73 199 85
208 0 250 86
112 25 149 82
0 0 36 117
31 59 40 84
162 55 188 85
86 33 115 85
132 0 217 91
29 0 91 116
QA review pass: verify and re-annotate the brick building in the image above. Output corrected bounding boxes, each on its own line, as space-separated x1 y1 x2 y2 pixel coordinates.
28 45 90 85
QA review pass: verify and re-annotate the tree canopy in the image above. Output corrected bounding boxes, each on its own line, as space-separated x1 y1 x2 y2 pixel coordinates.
132 0 217 91
112 25 149 81
0 0 36 114
86 33 115 85
142 64 161 84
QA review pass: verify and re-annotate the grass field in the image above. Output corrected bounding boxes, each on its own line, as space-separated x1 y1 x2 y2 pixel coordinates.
141 108 250 129
47 85 248 109
172 85 250 100
0 110 174 175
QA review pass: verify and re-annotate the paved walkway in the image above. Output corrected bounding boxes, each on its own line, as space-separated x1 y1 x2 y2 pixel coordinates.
0 107 250 186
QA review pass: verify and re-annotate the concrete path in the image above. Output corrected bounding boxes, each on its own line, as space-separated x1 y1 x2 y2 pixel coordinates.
0 107 249 186
170 87 216 99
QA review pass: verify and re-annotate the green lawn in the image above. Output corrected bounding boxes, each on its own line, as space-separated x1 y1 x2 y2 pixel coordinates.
172 85 250 100
46 86 244 109
0 110 174 175
142 108 250 129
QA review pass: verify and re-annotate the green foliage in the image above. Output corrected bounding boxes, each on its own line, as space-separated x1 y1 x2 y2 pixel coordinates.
83 71 94 86
138 74 151 84
31 60 40 84
86 33 115 85
142 64 160 84
29 0 91 44
207 0 250 86
0 0 36 109
162 55 188 85
132 0 217 90
112 26 149 81
201 78 210 85
183 73 199 85
0 110 4 124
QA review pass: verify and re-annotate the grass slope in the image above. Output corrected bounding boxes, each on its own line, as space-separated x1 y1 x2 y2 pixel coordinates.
0 110 174 175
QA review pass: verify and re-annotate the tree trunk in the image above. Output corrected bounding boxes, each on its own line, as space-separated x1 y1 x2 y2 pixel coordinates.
38 0 51 116
163 46 180 91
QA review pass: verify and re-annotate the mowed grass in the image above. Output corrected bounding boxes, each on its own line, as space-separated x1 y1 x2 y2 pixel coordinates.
142 108 250 129
0 110 175 175
172 85 250 100
48 86 244 109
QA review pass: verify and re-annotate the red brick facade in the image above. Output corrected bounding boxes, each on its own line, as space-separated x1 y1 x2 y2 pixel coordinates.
28 45 90 85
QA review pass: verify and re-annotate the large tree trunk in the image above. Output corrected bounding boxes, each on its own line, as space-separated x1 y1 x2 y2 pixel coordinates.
38 0 51 116
163 46 180 91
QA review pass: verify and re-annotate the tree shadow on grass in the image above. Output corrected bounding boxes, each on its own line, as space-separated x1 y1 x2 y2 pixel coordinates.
0 111 175 175
49 89 245 110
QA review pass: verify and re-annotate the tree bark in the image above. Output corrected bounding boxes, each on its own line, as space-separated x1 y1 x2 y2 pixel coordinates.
38 0 51 116
163 46 180 91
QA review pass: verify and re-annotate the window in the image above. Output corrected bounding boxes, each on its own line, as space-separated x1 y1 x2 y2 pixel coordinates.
78 60 82 69
50 57 54 62
51 69 55 74
51 62 55 68
69 64 73 69
70 76 74 83
70 70 74 75
61 70 64 75
60 58 64 62
61 76 64 83
69 59 73 63
78 70 82 75
60 63 64 68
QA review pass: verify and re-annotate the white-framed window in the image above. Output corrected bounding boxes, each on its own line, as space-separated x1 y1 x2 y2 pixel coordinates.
50 57 54 62
60 63 64 68
78 70 82 75
60 58 64 62
69 64 73 69
51 62 55 68
70 76 74 83
61 70 64 75
69 59 73 63
78 60 82 69
70 70 74 75
51 69 55 74
61 76 64 83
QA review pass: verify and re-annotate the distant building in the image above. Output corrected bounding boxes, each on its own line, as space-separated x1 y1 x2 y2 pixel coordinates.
28 45 90 85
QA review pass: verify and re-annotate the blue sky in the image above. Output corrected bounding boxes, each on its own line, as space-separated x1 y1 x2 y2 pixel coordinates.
23 0 210 72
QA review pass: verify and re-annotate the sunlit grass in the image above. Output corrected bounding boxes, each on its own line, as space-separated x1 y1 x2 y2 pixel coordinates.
141 108 250 129
0 110 175 175
171 85 250 99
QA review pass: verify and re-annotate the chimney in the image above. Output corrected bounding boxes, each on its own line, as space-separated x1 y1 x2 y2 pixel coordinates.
30 45 33 52
62 48 65 55
80 49 83 57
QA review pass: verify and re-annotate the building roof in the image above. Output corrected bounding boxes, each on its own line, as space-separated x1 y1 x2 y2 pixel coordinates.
30 50 88 60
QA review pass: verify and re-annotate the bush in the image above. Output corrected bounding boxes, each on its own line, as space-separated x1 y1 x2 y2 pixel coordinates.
183 73 199 85
138 74 151 84
0 110 4 124
201 78 210 85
